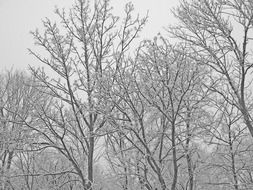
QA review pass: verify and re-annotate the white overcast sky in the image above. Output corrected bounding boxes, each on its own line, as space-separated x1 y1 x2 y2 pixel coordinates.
0 0 179 71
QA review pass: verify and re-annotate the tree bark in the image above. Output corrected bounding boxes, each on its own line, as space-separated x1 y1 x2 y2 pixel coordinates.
186 110 194 190
171 121 178 190
87 134 94 190
228 125 239 190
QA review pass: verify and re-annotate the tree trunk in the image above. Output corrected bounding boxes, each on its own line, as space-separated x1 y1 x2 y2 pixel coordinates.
228 125 239 190
186 110 194 190
171 122 178 190
4 151 13 190
87 134 94 190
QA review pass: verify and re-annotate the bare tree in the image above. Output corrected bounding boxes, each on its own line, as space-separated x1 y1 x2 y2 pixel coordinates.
200 96 253 190
135 38 208 190
5 0 253 189
28 0 147 189
103 36 209 190
169 0 253 138
0 71 41 190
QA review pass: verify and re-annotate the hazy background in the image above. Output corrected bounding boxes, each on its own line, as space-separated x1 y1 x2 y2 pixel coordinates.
0 0 178 71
